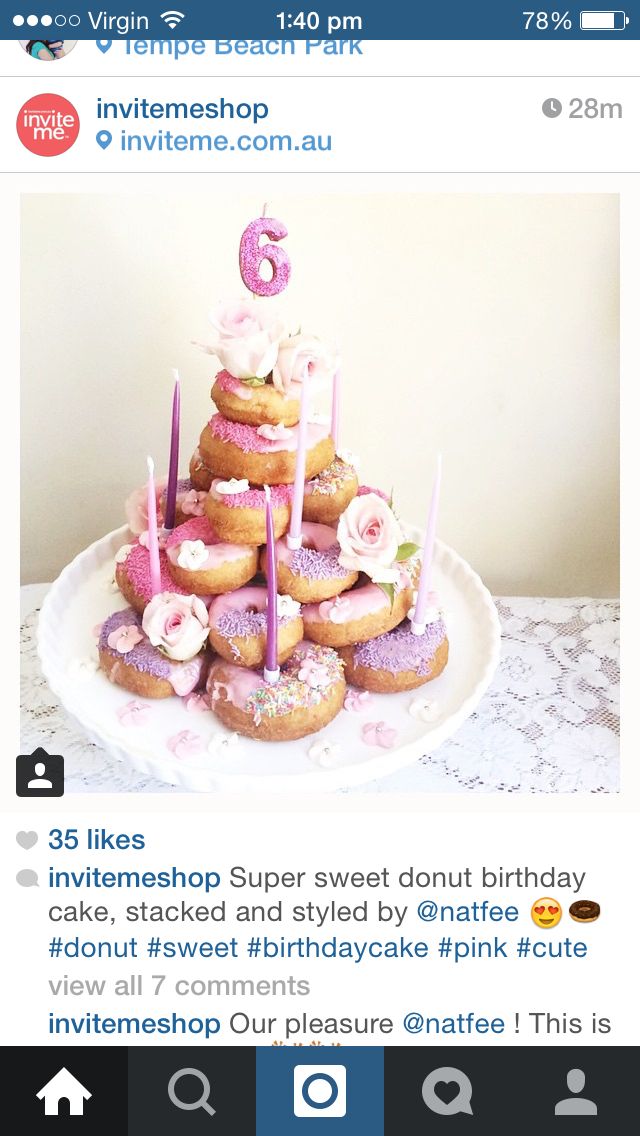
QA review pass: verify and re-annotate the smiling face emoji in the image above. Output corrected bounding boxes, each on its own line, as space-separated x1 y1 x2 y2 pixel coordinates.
531 897 562 928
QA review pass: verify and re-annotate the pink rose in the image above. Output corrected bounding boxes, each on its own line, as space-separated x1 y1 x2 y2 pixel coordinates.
125 478 167 535
337 493 403 584
106 624 143 654
196 298 285 380
273 334 337 395
181 489 207 517
142 592 209 661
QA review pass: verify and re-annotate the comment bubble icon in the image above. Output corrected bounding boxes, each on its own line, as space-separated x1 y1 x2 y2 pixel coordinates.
16 869 39 888
422 1067 473 1115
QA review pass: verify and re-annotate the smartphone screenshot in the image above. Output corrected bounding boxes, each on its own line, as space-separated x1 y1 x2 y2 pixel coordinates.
2 2 636 1130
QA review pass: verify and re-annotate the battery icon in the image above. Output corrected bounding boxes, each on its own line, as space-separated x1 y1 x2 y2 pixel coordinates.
580 11 629 28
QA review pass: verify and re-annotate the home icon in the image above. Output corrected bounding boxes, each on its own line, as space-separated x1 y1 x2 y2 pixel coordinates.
36 1067 92 1116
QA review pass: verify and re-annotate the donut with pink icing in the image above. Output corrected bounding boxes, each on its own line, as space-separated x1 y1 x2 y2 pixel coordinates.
339 617 449 692
302 573 413 648
211 369 302 428
165 515 258 595
97 607 209 699
115 538 192 615
207 641 346 741
262 521 359 604
303 457 359 525
189 448 215 492
199 414 335 487
159 478 208 527
208 585 303 668
205 478 292 546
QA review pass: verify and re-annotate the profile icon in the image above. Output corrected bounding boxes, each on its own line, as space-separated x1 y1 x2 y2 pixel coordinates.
28 761 53 790
555 1068 598 1115
19 40 77 61
16 747 65 797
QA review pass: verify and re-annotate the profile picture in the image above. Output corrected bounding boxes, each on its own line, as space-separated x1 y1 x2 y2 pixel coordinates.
19 39 77 61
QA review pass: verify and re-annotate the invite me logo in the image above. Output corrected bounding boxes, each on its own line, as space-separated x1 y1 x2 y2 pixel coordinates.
16 93 80 156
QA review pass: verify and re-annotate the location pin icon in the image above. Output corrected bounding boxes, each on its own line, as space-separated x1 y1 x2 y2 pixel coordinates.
96 40 112 53
96 131 113 150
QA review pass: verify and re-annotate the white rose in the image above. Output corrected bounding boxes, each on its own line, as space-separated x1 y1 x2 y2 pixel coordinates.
337 493 403 584
273 334 337 395
142 592 209 661
197 298 286 380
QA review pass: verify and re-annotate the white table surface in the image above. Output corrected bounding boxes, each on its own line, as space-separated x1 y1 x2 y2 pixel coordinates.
21 584 619 795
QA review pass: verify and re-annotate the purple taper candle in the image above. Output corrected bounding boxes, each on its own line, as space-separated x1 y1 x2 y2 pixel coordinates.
286 360 310 550
263 484 280 683
331 366 341 448
411 453 442 636
146 456 162 596
163 371 181 530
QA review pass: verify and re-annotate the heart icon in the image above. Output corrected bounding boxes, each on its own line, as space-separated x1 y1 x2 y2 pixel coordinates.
534 906 545 914
16 830 38 849
434 1081 459 1106
548 906 559 914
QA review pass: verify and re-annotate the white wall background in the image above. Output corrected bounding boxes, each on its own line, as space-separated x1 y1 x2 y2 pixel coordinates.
21 191 619 595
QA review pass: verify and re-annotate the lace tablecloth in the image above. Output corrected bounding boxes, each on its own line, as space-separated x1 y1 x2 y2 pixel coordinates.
21 586 619 795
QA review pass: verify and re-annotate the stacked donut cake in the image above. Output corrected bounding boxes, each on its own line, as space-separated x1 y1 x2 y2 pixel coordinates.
98 295 448 744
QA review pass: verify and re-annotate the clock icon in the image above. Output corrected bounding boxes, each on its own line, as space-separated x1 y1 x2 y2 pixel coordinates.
542 98 563 118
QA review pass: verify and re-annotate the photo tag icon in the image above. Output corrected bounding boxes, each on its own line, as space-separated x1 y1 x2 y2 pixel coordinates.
16 747 64 797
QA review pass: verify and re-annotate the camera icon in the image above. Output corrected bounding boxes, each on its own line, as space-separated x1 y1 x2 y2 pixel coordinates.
293 1065 347 1118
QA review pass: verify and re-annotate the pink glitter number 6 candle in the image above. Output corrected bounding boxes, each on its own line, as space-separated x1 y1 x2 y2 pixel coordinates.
239 216 291 297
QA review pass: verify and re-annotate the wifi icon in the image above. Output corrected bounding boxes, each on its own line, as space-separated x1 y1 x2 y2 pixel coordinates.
160 10 186 28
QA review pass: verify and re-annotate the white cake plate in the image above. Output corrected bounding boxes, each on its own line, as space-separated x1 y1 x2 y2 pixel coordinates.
37 525 501 793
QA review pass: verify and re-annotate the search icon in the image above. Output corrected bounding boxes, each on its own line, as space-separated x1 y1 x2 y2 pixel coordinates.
168 1068 216 1117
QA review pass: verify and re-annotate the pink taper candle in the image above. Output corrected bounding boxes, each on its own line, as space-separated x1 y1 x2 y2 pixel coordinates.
146 456 162 597
163 371 181 530
263 485 280 683
331 366 341 448
411 453 442 636
286 360 310 550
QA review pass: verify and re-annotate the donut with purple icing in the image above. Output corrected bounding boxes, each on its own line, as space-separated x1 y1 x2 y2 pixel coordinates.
211 369 302 428
159 478 207 527
189 447 215 492
199 414 335 487
302 573 413 648
165 515 258 596
339 618 449 692
115 538 192 615
261 521 359 604
98 607 209 699
205 478 292 546
208 585 303 668
207 641 346 741
303 457 359 525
